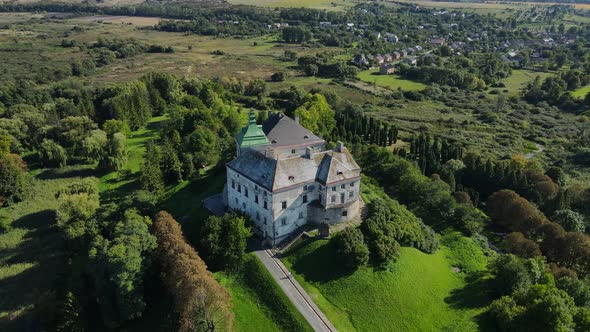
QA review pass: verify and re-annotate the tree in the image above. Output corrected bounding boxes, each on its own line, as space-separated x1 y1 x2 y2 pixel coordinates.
304 64 319 77
56 179 99 247
200 213 252 272
552 210 586 233
38 139 68 168
0 153 27 206
153 211 233 332
98 132 128 172
139 141 164 196
556 277 590 307
271 72 286 82
81 129 107 162
332 227 369 269
294 93 336 138
503 232 542 258
490 254 547 295
89 210 157 326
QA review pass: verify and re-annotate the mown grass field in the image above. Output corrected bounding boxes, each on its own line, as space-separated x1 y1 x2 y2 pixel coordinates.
282 238 493 332
357 69 427 91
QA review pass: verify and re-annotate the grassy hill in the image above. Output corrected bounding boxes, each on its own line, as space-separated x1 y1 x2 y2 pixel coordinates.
282 238 494 332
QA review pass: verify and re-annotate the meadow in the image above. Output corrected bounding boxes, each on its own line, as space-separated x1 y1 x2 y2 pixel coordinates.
282 238 493 332
357 69 427 92
227 0 353 11
497 69 553 94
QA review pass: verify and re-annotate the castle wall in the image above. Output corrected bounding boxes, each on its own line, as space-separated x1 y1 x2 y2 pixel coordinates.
271 182 318 242
226 168 274 242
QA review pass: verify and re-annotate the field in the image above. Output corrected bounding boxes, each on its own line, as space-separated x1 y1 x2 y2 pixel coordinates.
282 238 493 332
228 0 353 10
357 69 427 91
498 69 553 93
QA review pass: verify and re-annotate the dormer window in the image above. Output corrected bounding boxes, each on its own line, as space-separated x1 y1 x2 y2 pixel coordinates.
272 140 277 143
304 135 309 139
288 176 295 181
337 170 343 175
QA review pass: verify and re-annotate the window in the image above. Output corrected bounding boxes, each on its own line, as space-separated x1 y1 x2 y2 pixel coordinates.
319 195 322 203
349 191 354 198
341 184 346 189
281 201 287 210
231 180 235 189
264 217 267 225
350 181 355 187
263 201 268 209
303 185 308 191
340 193 345 203
332 186 336 191
256 212 260 220
263 191 267 197
282 218 287 226
245 188 249 197
255 195 259 204
242 202 246 209
298 211 303 219
235 198 238 205
291 149 296 154
237 184 241 193
255 185 258 190
302 195 308 204
331 195 336 203
342 210 348 217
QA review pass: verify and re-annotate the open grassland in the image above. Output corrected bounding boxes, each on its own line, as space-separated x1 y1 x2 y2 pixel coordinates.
0 173 91 330
498 69 553 93
358 69 427 91
217 270 284 332
282 238 493 332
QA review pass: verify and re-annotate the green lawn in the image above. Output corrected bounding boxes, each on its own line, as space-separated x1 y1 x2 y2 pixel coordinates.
217 272 283 332
499 69 552 93
357 69 427 91
282 238 493 332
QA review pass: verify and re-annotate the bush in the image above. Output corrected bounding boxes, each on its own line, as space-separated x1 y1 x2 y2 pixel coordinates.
271 72 286 82
552 209 586 233
332 227 370 269
0 215 11 234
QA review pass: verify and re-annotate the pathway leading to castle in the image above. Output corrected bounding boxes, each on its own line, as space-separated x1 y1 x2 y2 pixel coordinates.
254 249 338 332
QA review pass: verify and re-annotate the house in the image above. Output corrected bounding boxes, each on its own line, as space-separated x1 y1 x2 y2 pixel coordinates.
379 63 395 75
392 51 401 60
431 38 446 46
403 56 417 65
225 113 362 247
319 21 332 28
399 50 407 57
385 33 398 43
414 45 423 52
384 54 393 63
352 54 369 67
374 55 385 64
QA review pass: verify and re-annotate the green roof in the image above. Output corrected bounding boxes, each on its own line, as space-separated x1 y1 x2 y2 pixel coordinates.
236 112 270 148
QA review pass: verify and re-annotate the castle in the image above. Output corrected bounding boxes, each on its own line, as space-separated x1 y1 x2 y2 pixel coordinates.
224 112 362 247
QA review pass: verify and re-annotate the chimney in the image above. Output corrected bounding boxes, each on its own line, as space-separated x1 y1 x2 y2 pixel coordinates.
305 146 313 159
335 141 344 153
295 116 300 124
265 147 276 159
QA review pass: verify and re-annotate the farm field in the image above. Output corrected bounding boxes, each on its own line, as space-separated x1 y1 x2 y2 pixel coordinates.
282 238 493 332
357 69 427 91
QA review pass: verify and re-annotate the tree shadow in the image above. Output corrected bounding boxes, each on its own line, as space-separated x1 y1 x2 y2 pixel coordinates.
444 271 497 331
283 239 355 283
0 209 65 331
35 166 97 180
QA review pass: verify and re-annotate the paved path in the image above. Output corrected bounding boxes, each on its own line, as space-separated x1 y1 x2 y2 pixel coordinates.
254 250 337 332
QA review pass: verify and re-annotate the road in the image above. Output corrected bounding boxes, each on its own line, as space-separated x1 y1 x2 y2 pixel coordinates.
254 250 337 332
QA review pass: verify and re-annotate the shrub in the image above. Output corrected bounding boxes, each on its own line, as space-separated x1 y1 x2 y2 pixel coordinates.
332 227 370 269
552 209 586 233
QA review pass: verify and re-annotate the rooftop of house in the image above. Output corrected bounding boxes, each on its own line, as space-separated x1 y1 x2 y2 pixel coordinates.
262 113 324 148
227 143 360 192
